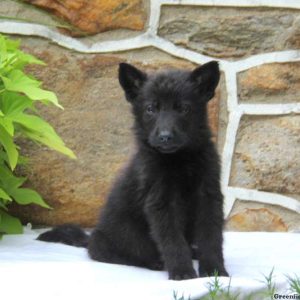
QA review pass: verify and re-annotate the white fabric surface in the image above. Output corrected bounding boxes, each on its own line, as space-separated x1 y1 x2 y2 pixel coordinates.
0 228 299 300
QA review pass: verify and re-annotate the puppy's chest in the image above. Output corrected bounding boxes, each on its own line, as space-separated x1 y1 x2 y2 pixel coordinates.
159 161 201 186
145 164 202 208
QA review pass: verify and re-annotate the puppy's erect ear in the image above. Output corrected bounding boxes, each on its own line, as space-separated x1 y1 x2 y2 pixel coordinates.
190 61 220 101
118 63 147 101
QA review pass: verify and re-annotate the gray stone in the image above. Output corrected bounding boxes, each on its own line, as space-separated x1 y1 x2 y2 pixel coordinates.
0 0 63 28
158 6 300 59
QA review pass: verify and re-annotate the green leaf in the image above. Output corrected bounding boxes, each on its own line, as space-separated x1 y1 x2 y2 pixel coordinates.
0 187 12 201
0 34 74 236
0 150 7 164
0 209 23 234
15 113 76 159
0 35 44 70
9 188 50 208
14 112 58 135
0 150 26 166
0 35 8 64
24 129 76 159
15 50 45 67
0 164 26 191
0 200 8 210
0 91 33 116
0 149 12 165
16 154 28 165
0 117 14 135
4 36 19 52
1 69 63 108
0 124 18 170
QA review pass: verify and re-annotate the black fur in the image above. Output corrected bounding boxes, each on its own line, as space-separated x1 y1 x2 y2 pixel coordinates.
37 224 89 248
38 61 228 280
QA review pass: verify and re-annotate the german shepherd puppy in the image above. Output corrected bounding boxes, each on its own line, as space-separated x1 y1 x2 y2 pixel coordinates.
38 61 228 280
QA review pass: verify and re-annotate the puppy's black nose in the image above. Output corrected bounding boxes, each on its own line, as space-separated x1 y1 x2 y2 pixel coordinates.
159 131 173 143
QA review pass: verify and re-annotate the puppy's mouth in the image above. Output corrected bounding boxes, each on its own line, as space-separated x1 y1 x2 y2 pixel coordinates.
156 145 180 154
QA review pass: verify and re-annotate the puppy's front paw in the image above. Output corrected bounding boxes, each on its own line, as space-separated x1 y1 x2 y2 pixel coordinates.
148 260 164 271
199 267 229 278
169 268 197 280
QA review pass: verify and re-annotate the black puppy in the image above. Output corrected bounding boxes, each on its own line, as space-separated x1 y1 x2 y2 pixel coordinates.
38 61 228 280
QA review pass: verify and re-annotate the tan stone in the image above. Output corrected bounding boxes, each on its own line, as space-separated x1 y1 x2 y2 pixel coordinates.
23 0 146 35
231 115 300 194
9 38 222 226
238 62 300 103
226 200 300 232
226 208 288 232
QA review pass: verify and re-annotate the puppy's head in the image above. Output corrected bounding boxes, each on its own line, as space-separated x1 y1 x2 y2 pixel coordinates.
118 61 220 153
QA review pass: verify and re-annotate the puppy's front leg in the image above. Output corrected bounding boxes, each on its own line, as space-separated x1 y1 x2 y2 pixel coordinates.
195 178 228 277
144 196 197 280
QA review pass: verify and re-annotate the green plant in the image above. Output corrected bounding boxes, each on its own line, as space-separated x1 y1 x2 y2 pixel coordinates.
286 274 300 294
260 267 276 299
0 34 75 238
173 291 191 300
173 269 300 300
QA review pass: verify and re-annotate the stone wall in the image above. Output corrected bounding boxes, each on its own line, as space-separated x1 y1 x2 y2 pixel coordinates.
0 0 299 231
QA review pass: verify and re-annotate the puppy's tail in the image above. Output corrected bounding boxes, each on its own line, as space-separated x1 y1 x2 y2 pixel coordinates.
37 224 89 248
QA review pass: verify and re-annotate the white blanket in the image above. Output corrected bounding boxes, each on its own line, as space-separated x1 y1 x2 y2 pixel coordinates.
0 229 299 300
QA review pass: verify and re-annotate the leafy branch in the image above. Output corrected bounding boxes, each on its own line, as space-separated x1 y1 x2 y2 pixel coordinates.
0 34 75 238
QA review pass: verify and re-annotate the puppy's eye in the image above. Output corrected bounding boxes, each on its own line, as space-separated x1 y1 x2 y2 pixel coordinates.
146 104 156 114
